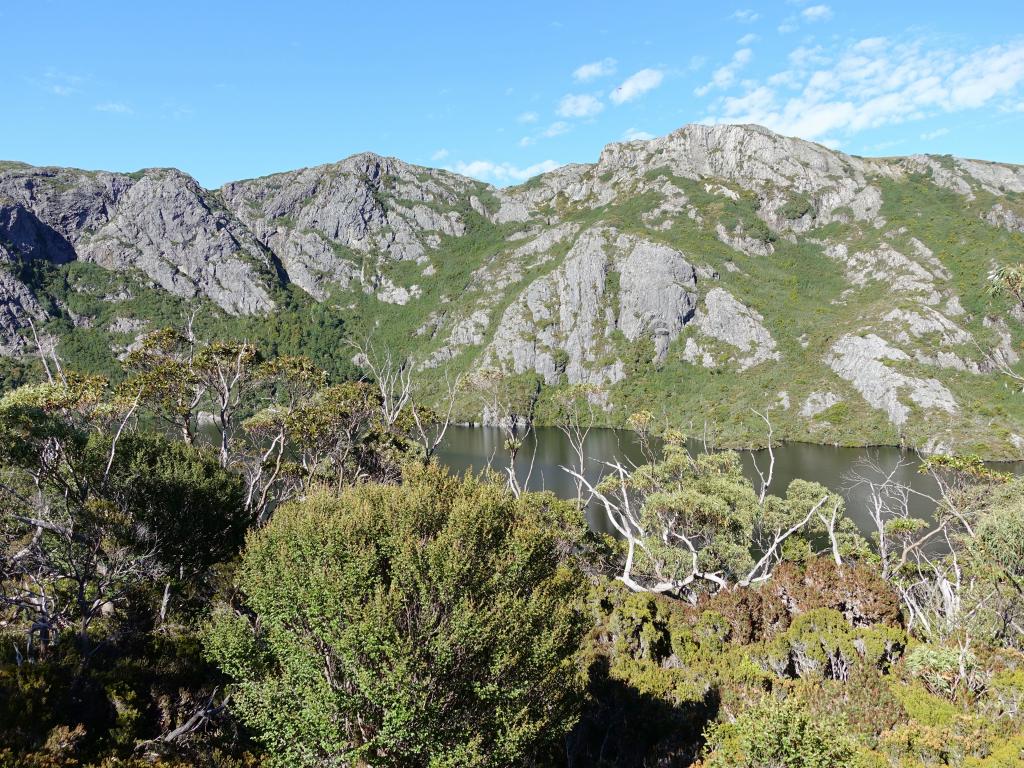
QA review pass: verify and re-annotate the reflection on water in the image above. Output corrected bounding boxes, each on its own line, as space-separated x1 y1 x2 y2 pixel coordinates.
436 426 1023 537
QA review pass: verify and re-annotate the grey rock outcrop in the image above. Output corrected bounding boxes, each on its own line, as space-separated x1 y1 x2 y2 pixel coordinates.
0 270 45 356
486 227 697 383
690 288 779 371
800 392 842 419
825 334 957 427
616 237 698 362
983 204 1024 234
221 153 473 299
0 165 278 314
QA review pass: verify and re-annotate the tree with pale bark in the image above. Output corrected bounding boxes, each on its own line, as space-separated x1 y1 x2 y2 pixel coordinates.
567 432 866 601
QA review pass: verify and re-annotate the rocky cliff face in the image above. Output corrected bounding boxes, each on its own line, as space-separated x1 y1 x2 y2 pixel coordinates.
2 124 1023 456
219 154 479 301
0 165 279 314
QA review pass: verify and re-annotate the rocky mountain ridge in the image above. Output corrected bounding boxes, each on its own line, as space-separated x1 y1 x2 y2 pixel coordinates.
2 124 1023 456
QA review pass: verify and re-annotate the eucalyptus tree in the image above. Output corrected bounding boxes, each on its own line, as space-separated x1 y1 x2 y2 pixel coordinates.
0 373 245 655
567 432 865 601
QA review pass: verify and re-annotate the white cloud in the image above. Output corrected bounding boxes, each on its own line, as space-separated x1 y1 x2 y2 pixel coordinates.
543 121 571 137
948 43 1024 108
518 136 535 147
623 127 655 141
431 148 450 161
702 37 1024 144
610 68 665 104
517 111 539 123
737 33 758 46
732 9 760 23
573 58 617 82
451 159 563 185
95 102 133 114
802 4 833 21
788 45 828 68
921 127 950 139
778 21 798 33
556 93 604 118
696 48 753 96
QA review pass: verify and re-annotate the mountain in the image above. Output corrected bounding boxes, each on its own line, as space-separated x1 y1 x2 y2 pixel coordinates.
2 124 1023 457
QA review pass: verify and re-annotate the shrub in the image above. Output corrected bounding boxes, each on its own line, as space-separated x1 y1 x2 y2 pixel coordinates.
699 697 857 768
205 464 590 767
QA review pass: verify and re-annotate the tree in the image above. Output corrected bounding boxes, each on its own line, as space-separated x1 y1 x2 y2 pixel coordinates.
122 326 206 446
960 478 1024 650
99 432 248 621
234 354 327 523
554 384 601 504
0 375 247 655
205 464 591 767
988 263 1024 313
985 263 1024 390
847 454 1014 641
124 328 262 467
468 368 541 496
566 434 865 600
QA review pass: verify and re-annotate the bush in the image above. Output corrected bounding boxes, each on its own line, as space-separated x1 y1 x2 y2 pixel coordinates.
699 697 857 768
205 464 591 767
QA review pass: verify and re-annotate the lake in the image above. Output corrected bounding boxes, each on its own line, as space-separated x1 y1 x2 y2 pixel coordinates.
436 426 1023 536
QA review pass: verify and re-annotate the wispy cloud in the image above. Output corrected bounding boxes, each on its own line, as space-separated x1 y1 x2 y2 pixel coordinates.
737 33 758 46
702 37 1024 143
556 93 604 118
520 119 573 146
516 111 539 123
431 148 450 161
451 159 562 184
573 58 617 82
623 127 656 141
731 9 760 23
802 4 833 21
863 138 903 153
95 102 133 114
696 48 753 96
543 121 571 137
921 127 950 139
610 68 665 104
39 69 85 97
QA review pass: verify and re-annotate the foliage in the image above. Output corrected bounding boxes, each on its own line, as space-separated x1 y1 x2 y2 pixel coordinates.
0 634 263 767
2 315 1024 765
586 433 866 597
0 374 246 650
205 464 591 767
698 697 858 768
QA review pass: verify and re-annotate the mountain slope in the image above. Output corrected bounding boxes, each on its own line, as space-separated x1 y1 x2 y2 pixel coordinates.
2 125 1023 456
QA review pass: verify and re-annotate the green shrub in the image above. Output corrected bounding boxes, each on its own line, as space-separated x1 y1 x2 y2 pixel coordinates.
205 464 591 767
699 697 857 768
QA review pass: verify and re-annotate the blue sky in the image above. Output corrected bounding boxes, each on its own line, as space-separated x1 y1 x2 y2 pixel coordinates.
3 1 1024 187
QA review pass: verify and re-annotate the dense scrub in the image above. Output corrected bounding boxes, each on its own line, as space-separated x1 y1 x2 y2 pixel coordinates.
1 329 1024 766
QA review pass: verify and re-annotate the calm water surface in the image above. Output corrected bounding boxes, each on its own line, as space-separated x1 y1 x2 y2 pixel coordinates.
436 426 1023 536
